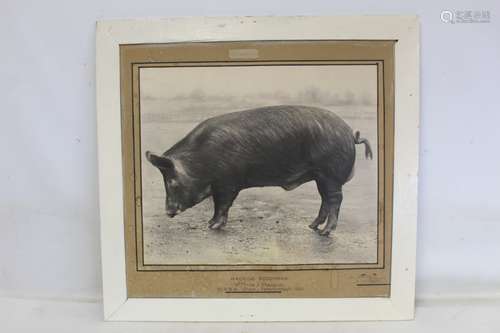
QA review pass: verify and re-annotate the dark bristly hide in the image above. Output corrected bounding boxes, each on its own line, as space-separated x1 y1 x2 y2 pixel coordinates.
146 105 372 236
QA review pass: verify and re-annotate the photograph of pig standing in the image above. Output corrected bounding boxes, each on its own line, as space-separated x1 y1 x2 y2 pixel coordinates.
140 64 377 265
146 105 372 236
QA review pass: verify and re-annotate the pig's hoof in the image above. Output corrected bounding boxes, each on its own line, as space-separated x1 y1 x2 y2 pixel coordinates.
318 229 331 236
308 223 319 230
209 222 224 230
209 218 226 230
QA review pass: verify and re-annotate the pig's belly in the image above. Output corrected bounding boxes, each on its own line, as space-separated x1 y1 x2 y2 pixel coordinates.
242 168 315 191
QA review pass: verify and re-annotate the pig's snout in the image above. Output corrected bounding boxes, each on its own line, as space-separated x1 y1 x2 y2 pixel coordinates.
166 203 182 218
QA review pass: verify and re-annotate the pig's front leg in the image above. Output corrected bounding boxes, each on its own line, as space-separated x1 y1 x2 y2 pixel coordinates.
208 187 238 230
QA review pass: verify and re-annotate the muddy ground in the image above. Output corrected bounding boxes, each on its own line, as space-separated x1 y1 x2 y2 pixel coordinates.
142 180 377 265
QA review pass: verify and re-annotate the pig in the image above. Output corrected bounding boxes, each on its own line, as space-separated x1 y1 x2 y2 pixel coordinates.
145 105 372 236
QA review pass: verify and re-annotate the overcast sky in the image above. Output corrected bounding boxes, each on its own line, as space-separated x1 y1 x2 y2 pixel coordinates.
140 65 377 103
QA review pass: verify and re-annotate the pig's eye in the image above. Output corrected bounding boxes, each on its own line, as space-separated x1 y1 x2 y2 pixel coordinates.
167 179 177 186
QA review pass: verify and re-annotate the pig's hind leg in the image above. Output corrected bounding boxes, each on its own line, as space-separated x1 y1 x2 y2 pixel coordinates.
318 189 343 236
314 177 343 236
208 187 238 230
308 180 330 230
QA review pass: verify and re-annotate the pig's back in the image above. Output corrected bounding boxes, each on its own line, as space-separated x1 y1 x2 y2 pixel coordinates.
173 105 356 185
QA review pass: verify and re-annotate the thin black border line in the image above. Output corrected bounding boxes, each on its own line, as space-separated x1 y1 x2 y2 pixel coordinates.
124 294 392 299
133 59 385 66
131 64 140 271
135 61 385 271
382 60 386 269
356 283 391 287
135 61 384 270
376 62 380 266
141 262 380 267
140 262 381 267
138 66 145 269
136 267 384 272
138 63 381 68
131 60 387 272
224 290 282 294
387 48 396 291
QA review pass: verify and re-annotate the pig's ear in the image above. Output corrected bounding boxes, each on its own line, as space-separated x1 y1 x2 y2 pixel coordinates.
145 151 174 170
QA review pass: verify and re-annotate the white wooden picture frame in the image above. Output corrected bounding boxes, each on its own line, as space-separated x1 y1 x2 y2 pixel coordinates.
96 16 419 321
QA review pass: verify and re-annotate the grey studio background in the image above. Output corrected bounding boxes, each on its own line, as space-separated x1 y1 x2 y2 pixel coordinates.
1 0 499 331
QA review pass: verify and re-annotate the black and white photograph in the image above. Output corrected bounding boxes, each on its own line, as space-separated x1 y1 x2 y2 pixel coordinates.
140 64 379 265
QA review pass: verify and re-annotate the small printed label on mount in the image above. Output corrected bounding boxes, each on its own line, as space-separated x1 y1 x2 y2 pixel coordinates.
229 48 259 59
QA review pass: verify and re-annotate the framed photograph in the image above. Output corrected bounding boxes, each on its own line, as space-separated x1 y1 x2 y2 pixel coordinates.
96 16 419 321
